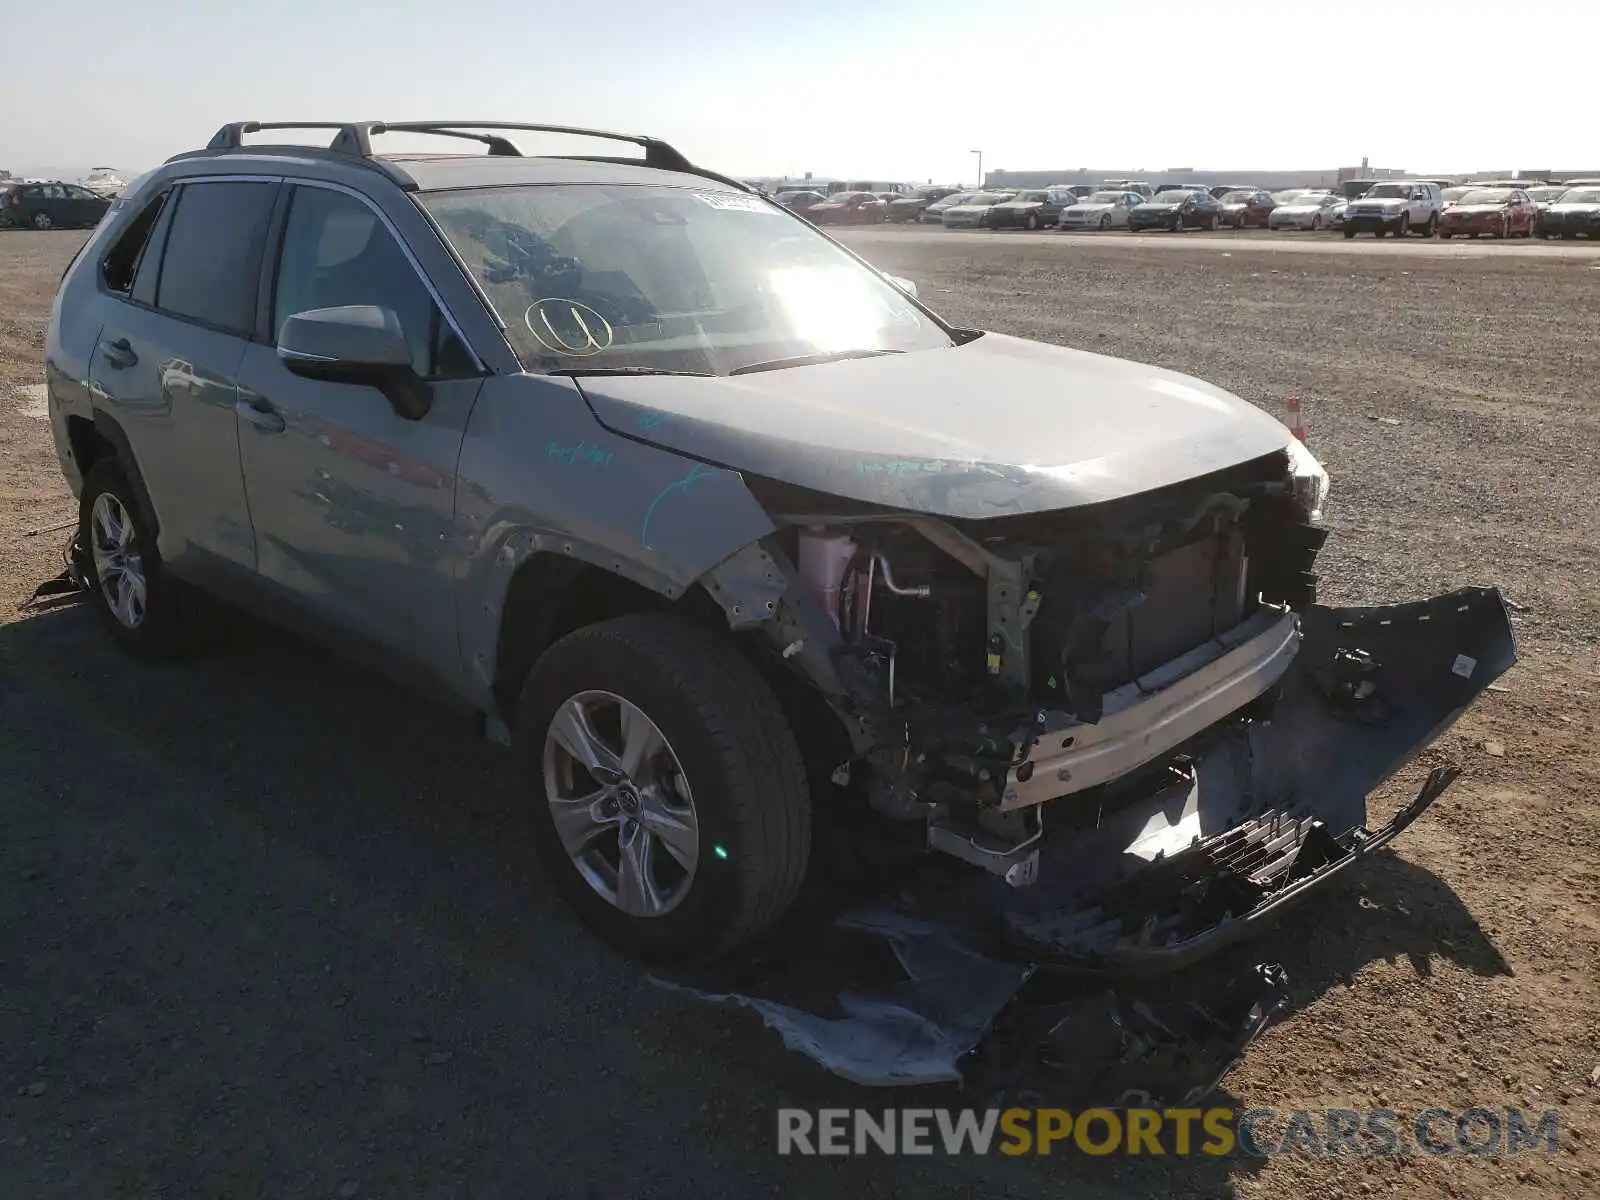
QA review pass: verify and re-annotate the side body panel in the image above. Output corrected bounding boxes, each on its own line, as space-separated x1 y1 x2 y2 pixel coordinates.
453 374 777 710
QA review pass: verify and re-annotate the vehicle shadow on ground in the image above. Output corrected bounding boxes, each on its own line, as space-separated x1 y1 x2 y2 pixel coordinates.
0 598 1508 1197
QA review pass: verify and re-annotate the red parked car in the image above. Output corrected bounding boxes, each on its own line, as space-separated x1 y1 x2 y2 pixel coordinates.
1217 189 1276 229
806 191 887 225
1437 187 1537 239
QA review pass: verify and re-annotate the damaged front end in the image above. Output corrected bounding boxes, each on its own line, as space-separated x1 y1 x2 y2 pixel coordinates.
707 443 1517 974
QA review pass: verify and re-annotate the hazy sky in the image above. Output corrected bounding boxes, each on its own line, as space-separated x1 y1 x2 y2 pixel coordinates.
4 0 1593 181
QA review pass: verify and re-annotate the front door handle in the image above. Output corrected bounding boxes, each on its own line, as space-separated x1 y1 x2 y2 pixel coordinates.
235 396 286 433
99 338 138 369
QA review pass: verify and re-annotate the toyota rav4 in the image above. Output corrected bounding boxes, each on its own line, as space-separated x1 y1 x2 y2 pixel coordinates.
45 121 1514 967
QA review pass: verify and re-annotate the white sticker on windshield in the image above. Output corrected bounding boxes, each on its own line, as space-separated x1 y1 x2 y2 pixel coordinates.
691 191 779 214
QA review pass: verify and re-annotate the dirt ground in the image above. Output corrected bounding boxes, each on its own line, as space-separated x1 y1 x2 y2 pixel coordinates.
2 228 1597 1199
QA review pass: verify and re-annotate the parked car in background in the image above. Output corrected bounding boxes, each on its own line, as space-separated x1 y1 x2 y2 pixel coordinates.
1524 185 1566 229
918 191 976 223
1128 188 1224 232
886 185 960 223
1218 189 1276 229
1536 187 1600 239
1343 180 1443 238
1102 179 1155 199
1440 186 1472 209
1209 184 1257 199
0 180 113 230
940 190 1016 228
1268 190 1343 231
1058 189 1141 230
80 168 129 198
987 187 1076 229
1062 184 1098 199
774 190 828 218
1437 188 1536 239
807 190 887 225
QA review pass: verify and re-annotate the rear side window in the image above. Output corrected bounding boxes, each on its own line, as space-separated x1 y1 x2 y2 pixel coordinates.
101 191 170 293
154 180 278 336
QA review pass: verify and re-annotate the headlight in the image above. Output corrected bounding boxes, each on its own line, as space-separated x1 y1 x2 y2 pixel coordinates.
1286 436 1330 522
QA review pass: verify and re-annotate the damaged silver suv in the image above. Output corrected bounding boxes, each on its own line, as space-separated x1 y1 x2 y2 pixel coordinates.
46 121 1516 966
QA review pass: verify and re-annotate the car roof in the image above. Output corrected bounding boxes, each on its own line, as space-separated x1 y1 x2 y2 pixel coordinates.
158 121 750 197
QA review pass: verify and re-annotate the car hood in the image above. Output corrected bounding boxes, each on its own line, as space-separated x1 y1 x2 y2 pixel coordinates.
572 334 1294 519
995 200 1044 210
1274 204 1322 215
1446 204 1507 216
1548 202 1600 214
943 204 996 215
1352 196 1407 208
1066 203 1114 213
1135 203 1182 212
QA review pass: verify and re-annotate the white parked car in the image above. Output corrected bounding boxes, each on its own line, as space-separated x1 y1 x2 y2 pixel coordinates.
1057 190 1141 230
1268 190 1342 231
940 191 1016 228
1342 180 1444 238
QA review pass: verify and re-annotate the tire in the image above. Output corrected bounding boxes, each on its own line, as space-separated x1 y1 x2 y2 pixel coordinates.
1397 214 1410 237
1311 215 1322 231
514 613 812 963
32 211 53 231
1440 231 1452 239
1343 227 1356 239
1499 217 1509 239
1206 214 1217 230
1099 214 1111 230
78 457 201 660
1025 213 1038 230
1419 215 1436 238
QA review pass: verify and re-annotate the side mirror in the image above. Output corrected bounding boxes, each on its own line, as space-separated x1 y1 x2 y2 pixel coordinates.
277 305 431 420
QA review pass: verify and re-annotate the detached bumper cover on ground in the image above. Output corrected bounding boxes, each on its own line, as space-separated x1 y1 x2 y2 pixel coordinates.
659 586 1515 1091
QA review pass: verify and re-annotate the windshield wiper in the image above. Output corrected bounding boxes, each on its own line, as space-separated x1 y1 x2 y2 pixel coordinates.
547 366 714 377
730 348 905 376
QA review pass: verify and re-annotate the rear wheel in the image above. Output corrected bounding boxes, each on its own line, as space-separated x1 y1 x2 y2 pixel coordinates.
515 613 812 963
78 458 204 659
1344 227 1357 239
1311 215 1322 231
31 211 53 230
1397 214 1411 237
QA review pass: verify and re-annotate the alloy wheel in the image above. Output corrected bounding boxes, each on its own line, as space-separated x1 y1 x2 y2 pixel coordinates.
90 492 146 629
542 690 699 918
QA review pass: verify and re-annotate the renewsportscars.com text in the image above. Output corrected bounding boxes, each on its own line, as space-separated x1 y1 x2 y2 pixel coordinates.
776 1107 1562 1157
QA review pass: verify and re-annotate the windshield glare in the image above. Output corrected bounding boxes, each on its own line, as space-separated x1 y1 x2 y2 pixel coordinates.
422 185 952 376
1222 191 1256 202
1561 188 1600 204
1151 191 1191 204
1084 192 1124 203
1365 183 1409 198
1458 189 1512 205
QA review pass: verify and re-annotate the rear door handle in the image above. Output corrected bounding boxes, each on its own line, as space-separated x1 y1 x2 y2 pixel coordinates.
99 338 137 369
235 396 286 434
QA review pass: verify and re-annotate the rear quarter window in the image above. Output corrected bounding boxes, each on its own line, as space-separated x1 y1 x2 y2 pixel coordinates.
153 180 279 336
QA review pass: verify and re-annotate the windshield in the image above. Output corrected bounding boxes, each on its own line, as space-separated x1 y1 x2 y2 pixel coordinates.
1365 183 1410 198
1560 188 1600 204
933 192 975 207
1442 187 1471 201
1221 190 1256 203
1526 187 1563 201
1458 189 1512 205
1150 190 1192 204
965 192 1011 205
1083 192 1124 203
421 184 952 376
1012 191 1049 203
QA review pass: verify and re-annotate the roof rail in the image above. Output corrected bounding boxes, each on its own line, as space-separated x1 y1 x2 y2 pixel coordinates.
193 120 751 192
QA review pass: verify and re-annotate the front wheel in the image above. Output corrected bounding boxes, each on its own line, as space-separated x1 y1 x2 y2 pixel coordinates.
1311 215 1322 231
1343 227 1357 239
1099 214 1111 230
1397 214 1411 237
515 613 812 963
31 211 53 230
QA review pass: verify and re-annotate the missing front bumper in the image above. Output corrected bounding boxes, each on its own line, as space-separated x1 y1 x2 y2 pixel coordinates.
982 585 1515 974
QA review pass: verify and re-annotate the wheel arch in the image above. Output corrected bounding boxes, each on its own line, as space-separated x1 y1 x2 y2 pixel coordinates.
71 411 161 542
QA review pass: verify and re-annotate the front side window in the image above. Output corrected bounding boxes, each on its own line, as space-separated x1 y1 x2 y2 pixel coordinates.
154 181 278 335
421 184 952 376
273 186 475 380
